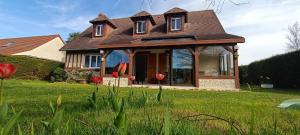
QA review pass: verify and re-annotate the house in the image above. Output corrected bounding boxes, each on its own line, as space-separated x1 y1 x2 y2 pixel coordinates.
60 8 245 90
0 35 65 62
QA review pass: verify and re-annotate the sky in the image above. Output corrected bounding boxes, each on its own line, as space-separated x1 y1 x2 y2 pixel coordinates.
0 0 300 65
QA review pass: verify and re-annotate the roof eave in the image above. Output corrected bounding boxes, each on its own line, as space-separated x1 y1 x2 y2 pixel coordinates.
96 38 245 49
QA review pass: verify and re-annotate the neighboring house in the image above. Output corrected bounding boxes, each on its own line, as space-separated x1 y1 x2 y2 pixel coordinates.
60 7 245 90
0 35 65 62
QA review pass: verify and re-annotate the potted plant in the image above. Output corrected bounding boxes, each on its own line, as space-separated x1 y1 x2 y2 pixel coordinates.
260 76 273 89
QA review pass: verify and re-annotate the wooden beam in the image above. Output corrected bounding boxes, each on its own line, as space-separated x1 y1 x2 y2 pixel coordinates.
234 49 240 89
128 49 135 85
100 50 111 76
97 38 245 49
194 46 199 88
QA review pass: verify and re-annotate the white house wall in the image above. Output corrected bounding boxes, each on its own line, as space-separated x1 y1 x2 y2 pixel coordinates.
13 37 65 62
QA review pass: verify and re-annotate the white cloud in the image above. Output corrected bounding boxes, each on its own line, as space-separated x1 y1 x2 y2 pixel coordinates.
34 0 92 31
53 16 93 31
35 0 79 15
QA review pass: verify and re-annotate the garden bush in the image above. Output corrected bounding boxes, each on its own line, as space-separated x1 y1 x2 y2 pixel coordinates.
50 67 68 82
239 50 300 88
0 55 64 80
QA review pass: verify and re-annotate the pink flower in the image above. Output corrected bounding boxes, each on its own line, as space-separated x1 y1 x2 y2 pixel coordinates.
0 63 16 79
112 71 118 78
155 73 165 81
91 76 103 86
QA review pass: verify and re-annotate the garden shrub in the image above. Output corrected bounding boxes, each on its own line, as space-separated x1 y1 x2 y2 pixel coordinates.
50 67 68 82
239 50 300 88
0 55 64 80
239 65 249 84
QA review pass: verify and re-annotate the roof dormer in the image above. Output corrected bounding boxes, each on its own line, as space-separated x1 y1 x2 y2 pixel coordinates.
164 7 188 33
130 11 156 36
89 13 117 38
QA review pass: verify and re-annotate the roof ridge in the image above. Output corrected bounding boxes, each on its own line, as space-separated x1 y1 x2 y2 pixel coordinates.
108 9 215 21
0 34 60 40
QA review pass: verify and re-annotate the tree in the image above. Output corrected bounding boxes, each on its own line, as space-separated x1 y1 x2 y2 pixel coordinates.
66 32 80 43
286 21 300 51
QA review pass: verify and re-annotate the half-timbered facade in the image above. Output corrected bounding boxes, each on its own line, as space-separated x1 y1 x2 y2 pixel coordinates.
60 8 245 90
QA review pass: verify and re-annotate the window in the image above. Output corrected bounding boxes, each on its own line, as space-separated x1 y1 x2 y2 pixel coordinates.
170 17 181 31
198 46 234 76
105 50 129 74
172 49 194 86
84 55 101 68
136 21 146 34
95 24 103 36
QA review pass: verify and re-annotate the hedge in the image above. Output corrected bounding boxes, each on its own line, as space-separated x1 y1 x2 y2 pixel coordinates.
0 55 64 80
239 50 300 88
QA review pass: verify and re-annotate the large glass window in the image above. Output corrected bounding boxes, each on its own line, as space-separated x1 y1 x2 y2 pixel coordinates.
198 46 234 76
105 50 129 74
171 17 181 31
172 49 193 86
84 55 101 68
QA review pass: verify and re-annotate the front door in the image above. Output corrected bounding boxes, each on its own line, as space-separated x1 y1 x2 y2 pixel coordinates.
135 55 148 84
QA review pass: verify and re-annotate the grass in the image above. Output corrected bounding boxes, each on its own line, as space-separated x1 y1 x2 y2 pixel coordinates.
2 79 300 134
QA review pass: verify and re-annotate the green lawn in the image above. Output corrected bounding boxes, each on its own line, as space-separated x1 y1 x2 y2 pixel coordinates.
2 79 300 134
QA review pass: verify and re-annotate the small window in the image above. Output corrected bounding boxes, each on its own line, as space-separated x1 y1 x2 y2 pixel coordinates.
95 25 103 36
84 55 101 68
136 21 146 34
171 17 181 31
84 55 90 67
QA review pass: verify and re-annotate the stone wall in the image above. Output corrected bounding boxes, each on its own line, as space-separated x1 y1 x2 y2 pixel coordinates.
199 79 237 91
103 77 128 87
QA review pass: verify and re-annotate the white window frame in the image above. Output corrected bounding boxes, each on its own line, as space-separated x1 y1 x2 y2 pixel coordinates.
95 25 103 36
85 55 101 69
136 21 146 34
170 17 181 31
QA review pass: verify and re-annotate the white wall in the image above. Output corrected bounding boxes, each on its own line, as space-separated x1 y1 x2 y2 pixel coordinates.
13 37 65 62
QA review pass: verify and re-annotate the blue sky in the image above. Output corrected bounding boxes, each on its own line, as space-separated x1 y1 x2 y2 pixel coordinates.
0 0 300 65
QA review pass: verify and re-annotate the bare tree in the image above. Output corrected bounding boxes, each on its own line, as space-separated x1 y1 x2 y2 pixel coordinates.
286 21 300 51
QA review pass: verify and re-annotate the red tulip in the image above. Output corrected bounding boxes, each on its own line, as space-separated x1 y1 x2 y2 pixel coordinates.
91 76 103 85
128 75 135 81
118 62 127 76
112 71 118 78
156 73 165 81
0 63 16 79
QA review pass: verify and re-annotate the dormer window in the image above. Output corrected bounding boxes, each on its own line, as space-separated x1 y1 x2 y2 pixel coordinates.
136 21 146 34
95 24 104 36
170 17 181 31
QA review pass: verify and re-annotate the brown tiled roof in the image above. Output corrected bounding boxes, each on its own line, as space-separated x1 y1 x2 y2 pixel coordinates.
61 9 245 51
132 11 152 17
0 35 62 55
89 13 117 29
90 13 109 22
164 7 187 14
131 11 156 25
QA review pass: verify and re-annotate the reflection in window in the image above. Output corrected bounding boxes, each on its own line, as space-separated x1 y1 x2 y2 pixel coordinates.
172 49 193 86
105 50 129 74
198 46 234 76
95 25 103 36
171 17 181 31
136 21 146 34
